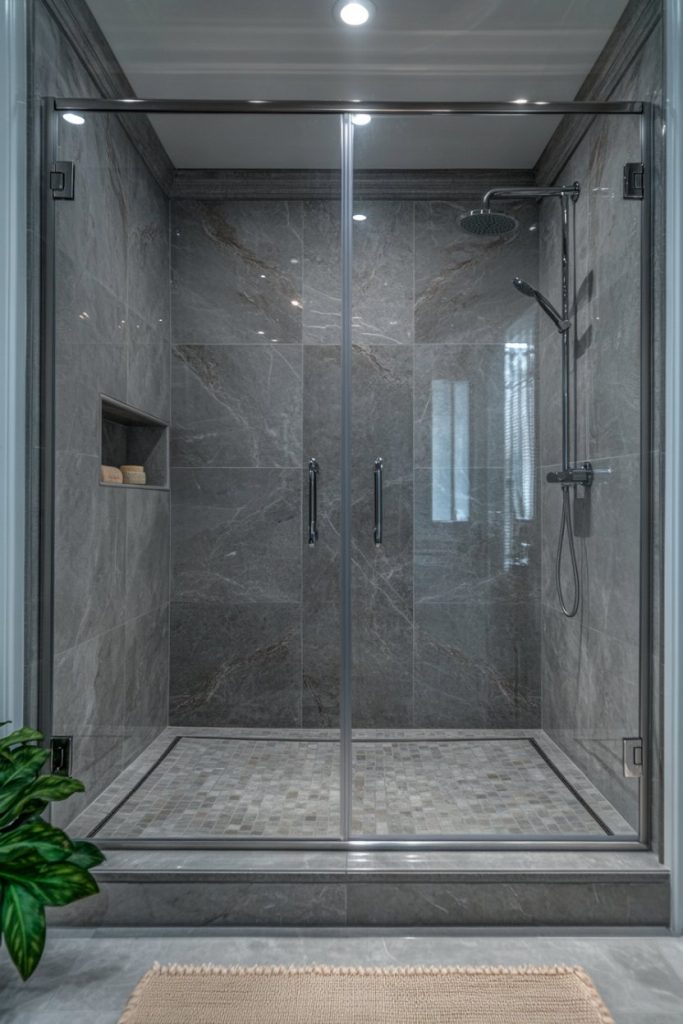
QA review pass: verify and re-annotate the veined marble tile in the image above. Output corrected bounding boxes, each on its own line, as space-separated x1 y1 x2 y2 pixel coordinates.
171 343 302 468
415 199 539 346
171 467 301 605
171 200 303 346
302 200 414 346
169 602 302 727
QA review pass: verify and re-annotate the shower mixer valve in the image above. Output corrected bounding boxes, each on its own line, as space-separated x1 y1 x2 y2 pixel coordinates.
546 463 594 487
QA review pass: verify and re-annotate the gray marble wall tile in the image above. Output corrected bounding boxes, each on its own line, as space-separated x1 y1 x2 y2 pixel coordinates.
48 881 347 927
302 200 414 346
54 252 127 457
169 602 302 727
55 114 129 304
172 200 303 346
541 606 640 829
171 468 301 605
302 347 341 727
344 879 668 927
350 344 414 727
125 488 170 619
171 344 302 468
541 455 640 645
415 200 539 345
54 453 127 654
414 601 540 729
123 605 170 765
45 23 173 807
52 624 126 829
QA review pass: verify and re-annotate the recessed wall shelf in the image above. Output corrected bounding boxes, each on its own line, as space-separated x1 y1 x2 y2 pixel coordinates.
100 395 169 490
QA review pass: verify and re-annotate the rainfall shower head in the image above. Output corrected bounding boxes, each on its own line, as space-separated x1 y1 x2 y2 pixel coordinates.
459 209 519 236
513 276 570 333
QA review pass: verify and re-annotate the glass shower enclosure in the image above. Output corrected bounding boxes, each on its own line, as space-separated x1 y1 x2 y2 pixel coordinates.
36 98 653 848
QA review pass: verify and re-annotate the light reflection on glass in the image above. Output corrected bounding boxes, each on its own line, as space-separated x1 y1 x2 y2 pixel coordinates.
504 322 536 568
431 378 470 523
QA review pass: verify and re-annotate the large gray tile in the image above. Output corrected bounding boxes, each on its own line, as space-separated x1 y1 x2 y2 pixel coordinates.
302 200 414 347
169 602 302 727
51 625 126 829
53 453 127 653
49 882 346 927
172 200 303 346
122 605 169 767
125 488 170 619
171 467 301 605
414 602 540 729
415 199 539 345
171 344 302 468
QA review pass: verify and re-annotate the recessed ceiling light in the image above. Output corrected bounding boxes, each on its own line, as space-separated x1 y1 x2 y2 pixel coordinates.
534 101 549 106
62 112 85 125
351 113 372 126
352 213 367 222
512 98 528 105
335 1 375 27
248 99 268 105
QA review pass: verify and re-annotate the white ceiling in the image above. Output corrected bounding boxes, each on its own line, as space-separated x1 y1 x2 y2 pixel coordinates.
84 0 630 169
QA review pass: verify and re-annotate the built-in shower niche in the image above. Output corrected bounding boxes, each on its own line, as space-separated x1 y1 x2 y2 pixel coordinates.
100 395 169 489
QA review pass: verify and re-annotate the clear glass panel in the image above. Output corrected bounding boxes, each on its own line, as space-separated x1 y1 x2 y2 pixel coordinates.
349 113 643 839
50 111 343 840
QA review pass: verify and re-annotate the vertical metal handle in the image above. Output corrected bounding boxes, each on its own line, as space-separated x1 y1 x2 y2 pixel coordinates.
308 458 319 545
373 457 383 546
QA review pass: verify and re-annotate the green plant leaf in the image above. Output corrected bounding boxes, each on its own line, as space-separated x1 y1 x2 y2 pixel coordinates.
0 728 44 753
1 884 47 980
0 775 85 829
0 860 99 905
0 746 51 773
0 820 73 862
67 840 106 870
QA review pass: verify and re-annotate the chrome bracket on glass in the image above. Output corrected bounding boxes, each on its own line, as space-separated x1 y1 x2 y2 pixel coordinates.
308 457 319 545
373 457 383 546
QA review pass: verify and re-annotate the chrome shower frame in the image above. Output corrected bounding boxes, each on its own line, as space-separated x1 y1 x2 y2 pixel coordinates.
35 97 654 852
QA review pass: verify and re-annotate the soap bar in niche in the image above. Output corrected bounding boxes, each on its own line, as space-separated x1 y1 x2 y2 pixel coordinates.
120 465 146 485
101 465 123 484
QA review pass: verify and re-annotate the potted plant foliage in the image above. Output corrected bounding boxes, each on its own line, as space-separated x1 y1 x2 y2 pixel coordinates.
0 724 105 979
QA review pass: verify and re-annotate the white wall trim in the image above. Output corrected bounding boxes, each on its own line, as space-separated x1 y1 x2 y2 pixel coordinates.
0 0 27 732
665 0 683 935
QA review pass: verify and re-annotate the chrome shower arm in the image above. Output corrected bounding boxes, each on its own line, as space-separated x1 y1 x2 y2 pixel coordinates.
481 183 580 209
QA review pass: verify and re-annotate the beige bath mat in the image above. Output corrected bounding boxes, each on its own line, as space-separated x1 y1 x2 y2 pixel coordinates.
118 963 615 1023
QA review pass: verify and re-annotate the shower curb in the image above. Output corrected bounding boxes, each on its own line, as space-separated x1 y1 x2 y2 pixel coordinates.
49 865 670 928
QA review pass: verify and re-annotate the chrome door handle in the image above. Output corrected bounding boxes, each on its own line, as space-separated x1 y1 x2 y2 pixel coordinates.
308 458 319 545
373 457 383 546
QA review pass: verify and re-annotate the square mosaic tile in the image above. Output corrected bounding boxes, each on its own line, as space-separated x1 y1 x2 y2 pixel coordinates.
69 729 634 840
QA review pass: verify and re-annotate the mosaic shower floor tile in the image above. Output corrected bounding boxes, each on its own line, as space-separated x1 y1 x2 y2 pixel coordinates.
68 728 634 839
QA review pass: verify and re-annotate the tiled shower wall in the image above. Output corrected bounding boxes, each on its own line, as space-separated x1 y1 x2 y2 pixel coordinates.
538 22 664 830
33 2 172 826
169 194 542 729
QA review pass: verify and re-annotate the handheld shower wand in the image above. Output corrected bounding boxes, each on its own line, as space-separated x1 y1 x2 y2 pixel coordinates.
512 277 570 334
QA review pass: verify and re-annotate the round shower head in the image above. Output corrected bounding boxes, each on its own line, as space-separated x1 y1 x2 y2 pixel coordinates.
459 209 518 236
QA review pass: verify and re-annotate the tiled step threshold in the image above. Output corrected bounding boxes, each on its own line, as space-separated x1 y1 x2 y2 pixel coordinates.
49 851 670 929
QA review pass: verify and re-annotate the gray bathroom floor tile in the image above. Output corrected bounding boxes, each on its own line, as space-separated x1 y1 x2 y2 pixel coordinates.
1 929 681 1024
67 728 633 840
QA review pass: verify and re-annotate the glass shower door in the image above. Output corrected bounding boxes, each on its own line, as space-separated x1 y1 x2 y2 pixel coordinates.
347 112 646 841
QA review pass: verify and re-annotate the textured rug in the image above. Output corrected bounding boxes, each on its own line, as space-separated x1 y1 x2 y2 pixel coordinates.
118 964 615 1023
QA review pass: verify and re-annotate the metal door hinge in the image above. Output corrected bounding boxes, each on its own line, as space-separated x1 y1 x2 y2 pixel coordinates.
50 736 72 776
623 162 644 200
623 737 643 778
50 161 75 200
